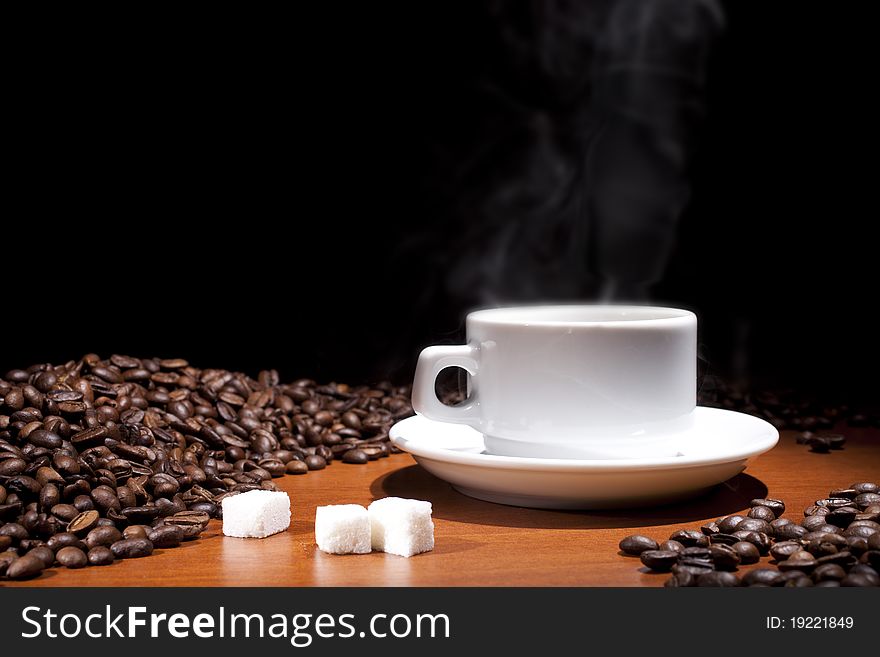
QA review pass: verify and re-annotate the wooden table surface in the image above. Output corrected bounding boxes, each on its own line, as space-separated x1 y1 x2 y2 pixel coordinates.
4 425 878 587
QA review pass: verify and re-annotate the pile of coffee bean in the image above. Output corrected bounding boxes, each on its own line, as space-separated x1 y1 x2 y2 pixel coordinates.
0 355 412 580
618 482 880 586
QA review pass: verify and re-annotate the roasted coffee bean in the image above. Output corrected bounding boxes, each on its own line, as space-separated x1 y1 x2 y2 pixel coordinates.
816 550 856 568
27 546 56 568
808 436 831 453
659 540 684 553
784 575 814 587
709 544 741 571
825 507 859 527
110 537 154 559
6 554 45 580
731 541 760 564
672 561 714 577
342 449 369 464
708 533 740 546
851 482 879 494
813 563 846 582
770 541 803 561
750 498 785 517
697 571 740 587
148 524 185 548
123 525 150 540
734 518 773 535
286 460 308 475
801 515 830 531
163 511 209 539
743 568 783 587
639 550 679 572
85 526 123 549
664 572 696 587
778 551 818 572
668 530 708 547
717 515 745 534
46 532 87 552
56 546 88 568
619 535 659 555
731 530 771 554
700 522 719 536
855 492 880 509
67 510 100 536
304 455 326 471
87 546 115 566
680 546 711 560
748 506 777 523
861 550 880 569
846 536 869 556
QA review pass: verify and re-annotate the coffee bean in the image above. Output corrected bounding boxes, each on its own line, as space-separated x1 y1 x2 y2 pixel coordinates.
770 541 804 562
841 573 877 587
342 449 369 464
748 506 777 523
110 538 154 559
6 554 45 580
708 544 741 571
668 530 708 547
85 526 123 549
731 541 760 565
697 571 740 587
285 460 308 475
652 542 682 557
148 525 185 548
784 575 814 587
305 455 326 470
708 533 741 546
163 511 209 539
640 550 680 572
56 546 88 568
812 563 846 582
700 521 719 536
808 436 831 453
664 572 696 587
87 546 115 566
855 493 880 509
734 518 773 535
750 498 785 517
717 515 745 534
801 515 830 531
743 568 783 587
731 530 771 554
67 510 99 536
46 532 87 552
851 482 879 494
619 535 659 556
778 551 817 572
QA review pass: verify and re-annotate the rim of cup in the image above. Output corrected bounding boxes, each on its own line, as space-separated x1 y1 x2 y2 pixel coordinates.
467 304 695 327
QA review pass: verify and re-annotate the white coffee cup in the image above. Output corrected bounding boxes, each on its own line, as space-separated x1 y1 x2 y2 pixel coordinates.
412 305 697 459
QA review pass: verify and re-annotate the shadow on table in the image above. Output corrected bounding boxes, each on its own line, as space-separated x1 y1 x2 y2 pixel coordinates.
371 465 768 529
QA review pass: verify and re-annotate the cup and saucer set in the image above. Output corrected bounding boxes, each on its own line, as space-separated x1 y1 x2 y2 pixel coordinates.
389 306 778 509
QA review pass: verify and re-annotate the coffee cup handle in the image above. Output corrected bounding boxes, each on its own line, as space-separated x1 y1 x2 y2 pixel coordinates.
412 345 480 426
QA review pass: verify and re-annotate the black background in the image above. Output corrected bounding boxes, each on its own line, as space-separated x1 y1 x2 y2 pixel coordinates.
4 2 877 402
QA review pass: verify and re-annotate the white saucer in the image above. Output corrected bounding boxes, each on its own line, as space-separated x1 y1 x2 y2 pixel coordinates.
389 407 778 509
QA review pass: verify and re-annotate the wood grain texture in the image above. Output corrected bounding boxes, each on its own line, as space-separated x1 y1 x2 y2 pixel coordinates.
4 426 878 587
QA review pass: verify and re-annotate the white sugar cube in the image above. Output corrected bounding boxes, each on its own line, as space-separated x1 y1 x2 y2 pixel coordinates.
368 497 434 557
221 490 291 538
314 504 371 554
